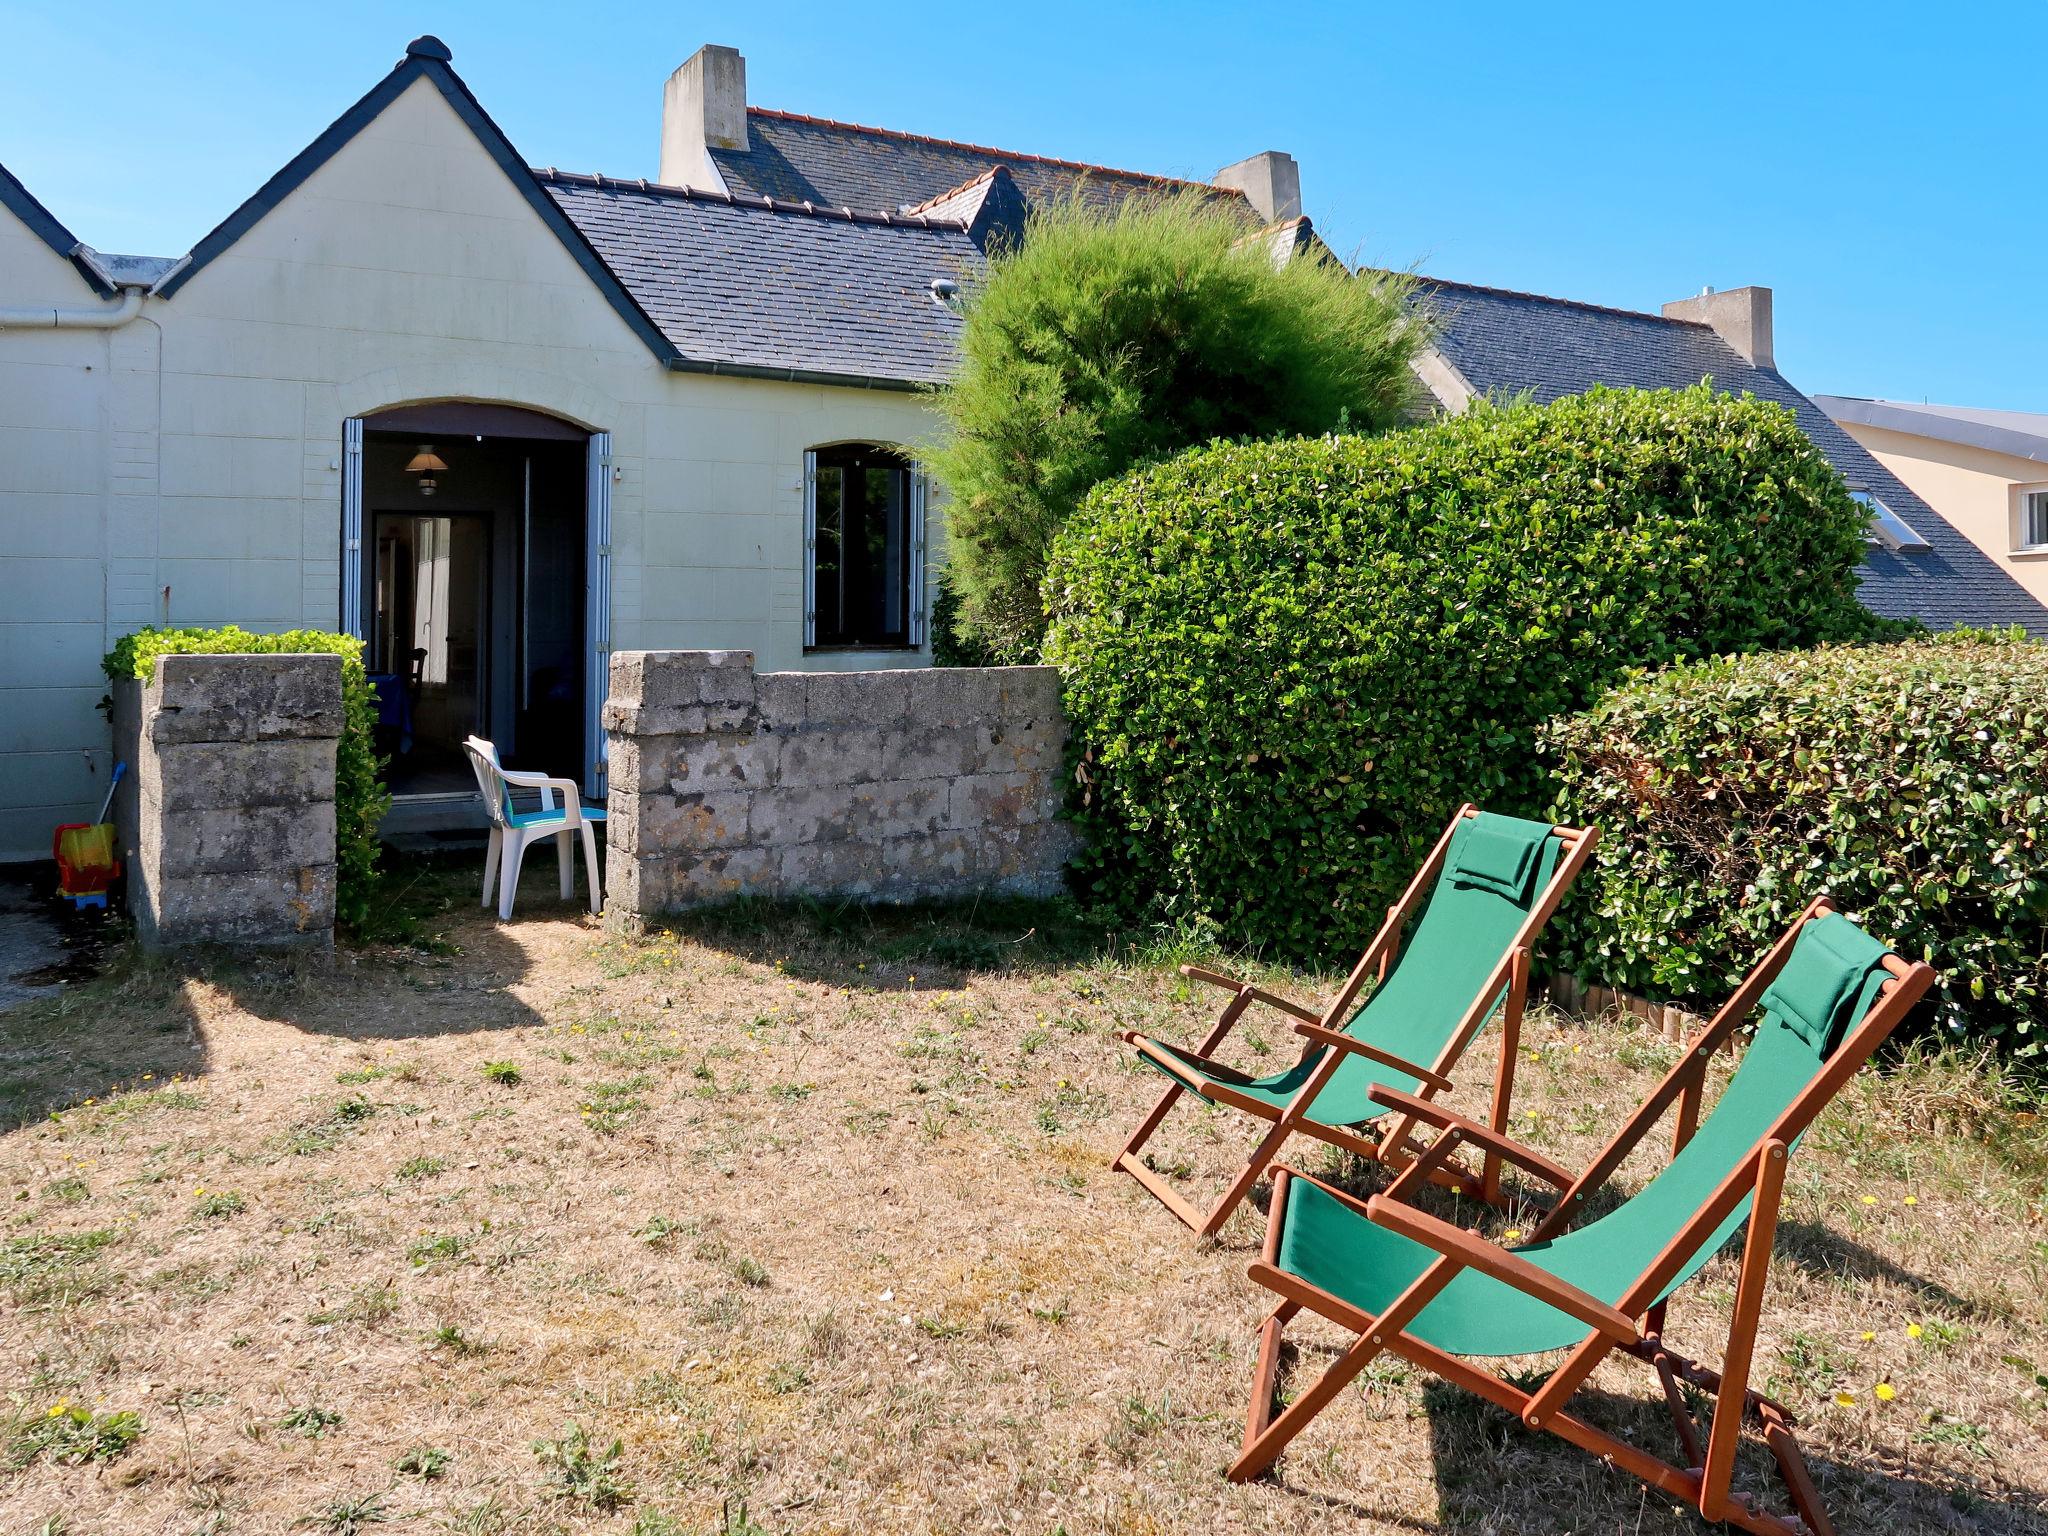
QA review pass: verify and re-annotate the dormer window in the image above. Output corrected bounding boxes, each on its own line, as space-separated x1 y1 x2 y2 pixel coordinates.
1851 489 1930 552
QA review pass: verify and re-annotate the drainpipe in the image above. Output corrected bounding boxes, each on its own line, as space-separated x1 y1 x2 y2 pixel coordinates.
0 283 147 329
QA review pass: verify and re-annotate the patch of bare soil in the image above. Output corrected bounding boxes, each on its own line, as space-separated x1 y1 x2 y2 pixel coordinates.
1 862 2043 1535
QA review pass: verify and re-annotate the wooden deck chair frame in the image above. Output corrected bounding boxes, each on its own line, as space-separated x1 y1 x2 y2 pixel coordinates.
1229 895 1936 1536
1112 806 1598 1237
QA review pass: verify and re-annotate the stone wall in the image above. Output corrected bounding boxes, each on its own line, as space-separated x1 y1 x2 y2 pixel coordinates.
114 654 343 948
604 651 1076 913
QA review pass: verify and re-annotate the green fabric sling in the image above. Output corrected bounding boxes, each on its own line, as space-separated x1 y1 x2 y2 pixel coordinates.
1140 812 1562 1125
1271 913 1895 1357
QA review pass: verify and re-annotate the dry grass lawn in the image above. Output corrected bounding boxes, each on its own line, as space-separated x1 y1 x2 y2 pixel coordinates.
2 856 2045 1535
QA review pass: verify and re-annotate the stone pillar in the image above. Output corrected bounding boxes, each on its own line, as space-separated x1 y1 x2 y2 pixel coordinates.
126 653 344 948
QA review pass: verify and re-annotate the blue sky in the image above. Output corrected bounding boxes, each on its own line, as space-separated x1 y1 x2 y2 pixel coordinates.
4 1 2040 410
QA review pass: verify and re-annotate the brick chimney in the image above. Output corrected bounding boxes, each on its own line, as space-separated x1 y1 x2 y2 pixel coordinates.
660 44 747 188
1213 151 1302 225
1661 285 1774 369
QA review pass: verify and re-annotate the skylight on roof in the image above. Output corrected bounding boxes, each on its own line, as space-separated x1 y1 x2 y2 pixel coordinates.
1851 489 1930 552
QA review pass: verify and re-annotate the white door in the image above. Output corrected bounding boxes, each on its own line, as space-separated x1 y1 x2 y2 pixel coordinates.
341 418 365 637
584 431 612 797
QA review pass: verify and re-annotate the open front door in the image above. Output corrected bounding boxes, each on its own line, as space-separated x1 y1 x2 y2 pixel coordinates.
584 431 612 798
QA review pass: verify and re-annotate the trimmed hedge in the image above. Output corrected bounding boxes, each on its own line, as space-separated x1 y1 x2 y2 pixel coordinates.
1547 632 2048 1056
104 626 388 930
1043 385 1891 956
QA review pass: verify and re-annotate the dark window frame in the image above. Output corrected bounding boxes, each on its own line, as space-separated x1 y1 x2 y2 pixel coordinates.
805 443 922 651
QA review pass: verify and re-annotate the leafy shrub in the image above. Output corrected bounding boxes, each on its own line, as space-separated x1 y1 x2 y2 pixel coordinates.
1044 385 1892 956
928 191 1421 662
1547 631 2048 1056
104 625 388 929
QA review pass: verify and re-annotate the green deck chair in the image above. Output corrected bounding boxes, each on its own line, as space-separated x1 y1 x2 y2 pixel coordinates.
1113 806 1598 1236
1230 897 1936 1536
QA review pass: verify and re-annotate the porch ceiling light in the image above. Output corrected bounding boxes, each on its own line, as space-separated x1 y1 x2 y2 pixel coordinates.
404 444 448 496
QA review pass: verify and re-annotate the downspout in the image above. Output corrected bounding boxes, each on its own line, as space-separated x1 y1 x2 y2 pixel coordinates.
0 283 146 329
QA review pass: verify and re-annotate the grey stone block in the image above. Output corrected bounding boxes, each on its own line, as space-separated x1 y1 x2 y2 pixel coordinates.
156 803 336 879
755 672 806 728
997 666 1064 723
675 734 779 789
149 653 345 744
851 779 949 840
778 840 883 896
947 772 1041 830
649 789 753 851
139 864 337 948
750 784 859 845
882 829 977 886
908 667 1004 727
695 650 759 705
150 740 338 812
777 729 884 787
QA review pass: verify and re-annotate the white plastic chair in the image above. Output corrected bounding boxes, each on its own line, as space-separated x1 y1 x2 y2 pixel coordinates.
463 736 605 919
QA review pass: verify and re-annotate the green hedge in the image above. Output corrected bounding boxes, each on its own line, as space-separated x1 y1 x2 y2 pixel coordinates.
104 626 388 929
1547 632 2048 1056
1043 385 1891 956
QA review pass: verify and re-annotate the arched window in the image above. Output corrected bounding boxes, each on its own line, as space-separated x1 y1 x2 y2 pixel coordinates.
803 443 927 650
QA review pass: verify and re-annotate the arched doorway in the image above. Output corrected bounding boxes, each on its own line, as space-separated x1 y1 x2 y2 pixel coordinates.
341 402 610 808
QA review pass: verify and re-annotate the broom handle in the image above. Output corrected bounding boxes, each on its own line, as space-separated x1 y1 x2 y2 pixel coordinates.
97 760 126 825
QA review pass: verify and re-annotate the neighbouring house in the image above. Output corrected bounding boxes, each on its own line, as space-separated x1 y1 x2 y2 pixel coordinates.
1407 279 2048 638
1814 396 2048 608
0 37 1295 857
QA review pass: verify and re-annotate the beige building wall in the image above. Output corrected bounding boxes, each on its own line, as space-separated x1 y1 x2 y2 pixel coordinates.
1839 421 2048 605
0 75 943 858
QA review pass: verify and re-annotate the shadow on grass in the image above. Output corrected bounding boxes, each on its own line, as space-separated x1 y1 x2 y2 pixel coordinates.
0 845 567 1132
647 892 1137 992
1414 1374 2045 1534
1773 1217 1976 1318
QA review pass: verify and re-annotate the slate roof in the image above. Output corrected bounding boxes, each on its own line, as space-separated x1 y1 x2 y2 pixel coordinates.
709 109 1248 220
540 173 978 386
1411 276 2048 636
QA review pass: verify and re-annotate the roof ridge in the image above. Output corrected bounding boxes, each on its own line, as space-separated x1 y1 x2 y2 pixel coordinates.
899 164 1011 216
533 168 973 232
742 107 1243 199
1414 271 1709 329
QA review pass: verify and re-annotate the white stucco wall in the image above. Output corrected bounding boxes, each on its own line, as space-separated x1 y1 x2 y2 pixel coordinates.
0 76 944 859
1840 421 2048 606
0 213 123 857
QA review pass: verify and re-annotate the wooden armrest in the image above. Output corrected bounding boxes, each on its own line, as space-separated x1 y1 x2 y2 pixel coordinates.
1177 965 1320 1024
1120 1032 1254 1086
1365 1085 1575 1190
1290 1022 1453 1095
1365 1195 1639 1344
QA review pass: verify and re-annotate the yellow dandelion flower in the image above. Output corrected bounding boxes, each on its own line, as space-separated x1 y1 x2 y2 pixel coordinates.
1875 1383 1896 1402
1858 1195 1877 1206
1859 1331 1875 1342
1503 1229 1523 1242
1906 1323 1923 1340
1902 1195 1918 1207
1833 1392 1855 1408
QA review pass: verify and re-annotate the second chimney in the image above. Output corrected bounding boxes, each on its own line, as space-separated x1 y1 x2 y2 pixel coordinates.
1213 151 1302 225
660 44 747 188
1661 285 1774 369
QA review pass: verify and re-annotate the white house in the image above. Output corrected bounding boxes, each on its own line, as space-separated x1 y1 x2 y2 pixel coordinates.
0 37 1294 855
